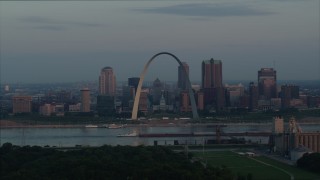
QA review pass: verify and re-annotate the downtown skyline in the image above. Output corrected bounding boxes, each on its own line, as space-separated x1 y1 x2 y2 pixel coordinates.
0 0 319 83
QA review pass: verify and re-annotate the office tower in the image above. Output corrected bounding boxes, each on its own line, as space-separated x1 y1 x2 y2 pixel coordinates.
281 85 291 109
281 84 300 109
202 88 214 106
178 62 189 90
290 85 299 99
12 96 32 114
225 84 244 107
180 91 191 112
99 67 116 96
128 77 140 92
97 95 115 116
197 91 204 110
202 59 223 107
214 87 226 111
249 82 259 110
152 78 162 105
139 89 149 114
202 58 222 88
121 86 131 108
258 68 277 100
239 95 250 108
80 88 90 112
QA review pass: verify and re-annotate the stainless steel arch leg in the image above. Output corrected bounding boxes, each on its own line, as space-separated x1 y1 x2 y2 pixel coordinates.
131 52 199 120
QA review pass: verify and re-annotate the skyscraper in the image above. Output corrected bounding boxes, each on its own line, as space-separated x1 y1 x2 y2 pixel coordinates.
80 88 90 112
99 67 116 96
180 91 191 112
152 78 162 105
139 89 149 114
196 91 204 110
249 82 259 111
258 68 277 100
202 59 222 88
128 77 140 92
281 84 300 109
214 87 226 111
178 62 189 90
97 95 115 116
201 59 223 108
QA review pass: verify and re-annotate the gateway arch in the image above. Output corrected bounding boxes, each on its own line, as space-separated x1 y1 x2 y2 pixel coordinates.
131 52 199 120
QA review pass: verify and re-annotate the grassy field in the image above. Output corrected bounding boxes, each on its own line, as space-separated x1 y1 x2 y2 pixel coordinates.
193 151 320 180
255 156 320 180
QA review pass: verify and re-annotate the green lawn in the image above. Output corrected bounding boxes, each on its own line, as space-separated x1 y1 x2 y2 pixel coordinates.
255 156 320 180
194 151 320 180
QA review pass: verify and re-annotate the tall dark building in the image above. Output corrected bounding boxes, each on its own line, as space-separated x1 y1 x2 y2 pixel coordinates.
290 85 299 99
214 87 226 111
202 59 223 108
128 77 140 92
180 91 191 112
178 62 189 90
121 86 132 108
249 82 259 111
56 91 72 103
258 68 277 100
281 84 300 108
202 88 215 107
97 95 115 116
152 78 163 105
202 59 222 88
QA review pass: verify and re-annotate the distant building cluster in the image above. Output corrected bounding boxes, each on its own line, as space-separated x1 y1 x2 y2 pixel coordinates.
1 57 320 118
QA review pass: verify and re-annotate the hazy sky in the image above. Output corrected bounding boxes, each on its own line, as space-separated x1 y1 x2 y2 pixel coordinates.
0 0 319 83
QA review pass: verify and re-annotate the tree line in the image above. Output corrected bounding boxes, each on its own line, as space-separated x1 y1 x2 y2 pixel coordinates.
1 143 235 180
297 153 320 173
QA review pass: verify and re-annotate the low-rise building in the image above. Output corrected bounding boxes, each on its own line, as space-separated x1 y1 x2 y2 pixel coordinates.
12 96 32 114
39 104 55 116
69 103 81 112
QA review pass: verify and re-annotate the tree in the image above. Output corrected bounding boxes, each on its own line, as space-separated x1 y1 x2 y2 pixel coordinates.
297 153 320 173
1 145 235 179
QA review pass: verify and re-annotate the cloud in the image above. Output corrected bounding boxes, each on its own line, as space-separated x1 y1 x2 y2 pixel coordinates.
135 3 273 17
33 25 66 31
18 16 104 30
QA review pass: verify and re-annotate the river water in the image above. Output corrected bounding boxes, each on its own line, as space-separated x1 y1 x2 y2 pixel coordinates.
1 124 319 147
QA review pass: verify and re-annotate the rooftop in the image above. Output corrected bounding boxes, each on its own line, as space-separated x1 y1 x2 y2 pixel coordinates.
102 66 113 70
203 58 222 64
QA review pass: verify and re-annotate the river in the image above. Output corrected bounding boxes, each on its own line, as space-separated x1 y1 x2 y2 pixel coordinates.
1 123 319 147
